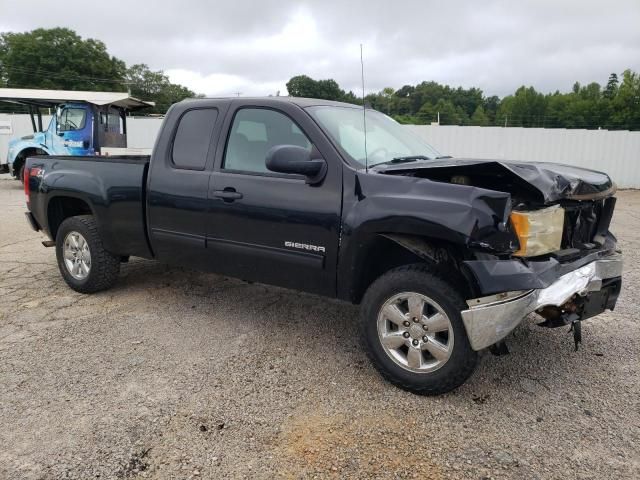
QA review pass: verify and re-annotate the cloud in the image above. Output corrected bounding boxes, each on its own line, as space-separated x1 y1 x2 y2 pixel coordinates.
2 0 639 97
165 69 286 97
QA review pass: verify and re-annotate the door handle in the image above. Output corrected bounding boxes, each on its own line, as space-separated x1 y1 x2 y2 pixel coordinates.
213 188 243 202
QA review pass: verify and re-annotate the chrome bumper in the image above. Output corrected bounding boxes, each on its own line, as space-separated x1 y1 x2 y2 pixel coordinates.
461 253 623 351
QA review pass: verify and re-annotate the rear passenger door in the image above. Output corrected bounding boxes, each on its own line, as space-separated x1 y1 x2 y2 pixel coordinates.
147 105 223 268
207 101 342 296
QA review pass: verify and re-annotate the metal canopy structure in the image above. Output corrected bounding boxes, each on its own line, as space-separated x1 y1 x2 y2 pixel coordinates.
0 88 155 110
0 88 155 133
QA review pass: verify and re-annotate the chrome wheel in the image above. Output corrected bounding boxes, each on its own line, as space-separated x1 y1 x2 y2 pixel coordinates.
377 292 454 373
63 231 91 280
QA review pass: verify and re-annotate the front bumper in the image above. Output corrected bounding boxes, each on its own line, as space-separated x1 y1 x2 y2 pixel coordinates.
461 252 623 351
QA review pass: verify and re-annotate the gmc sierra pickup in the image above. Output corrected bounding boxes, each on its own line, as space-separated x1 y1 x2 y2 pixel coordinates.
23 97 622 395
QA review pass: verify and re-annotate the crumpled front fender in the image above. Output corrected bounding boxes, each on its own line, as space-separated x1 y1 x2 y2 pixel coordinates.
336 169 519 302
346 170 517 252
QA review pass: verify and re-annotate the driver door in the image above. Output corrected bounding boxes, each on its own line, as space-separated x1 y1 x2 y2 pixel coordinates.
206 102 343 296
52 105 94 155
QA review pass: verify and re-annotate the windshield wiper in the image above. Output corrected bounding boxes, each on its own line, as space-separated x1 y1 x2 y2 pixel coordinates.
371 155 448 168
390 155 431 163
373 155 432 166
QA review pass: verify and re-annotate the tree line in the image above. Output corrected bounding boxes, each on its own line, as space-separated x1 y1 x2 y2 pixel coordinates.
287 71 640 131
0 28 196 114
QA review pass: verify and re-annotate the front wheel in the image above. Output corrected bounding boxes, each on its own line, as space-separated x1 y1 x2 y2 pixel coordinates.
360 264 478 395
55 215 120 293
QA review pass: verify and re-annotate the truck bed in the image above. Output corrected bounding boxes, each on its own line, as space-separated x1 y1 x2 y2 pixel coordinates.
26 154 153 259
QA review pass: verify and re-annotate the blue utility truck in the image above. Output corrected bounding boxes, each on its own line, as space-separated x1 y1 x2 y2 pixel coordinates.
0 88 154 179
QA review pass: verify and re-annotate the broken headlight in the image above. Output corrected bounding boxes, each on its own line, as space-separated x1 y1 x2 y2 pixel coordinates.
510 205 564 257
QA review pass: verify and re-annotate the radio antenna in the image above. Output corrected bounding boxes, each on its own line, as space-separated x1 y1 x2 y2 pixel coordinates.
360 44 368 172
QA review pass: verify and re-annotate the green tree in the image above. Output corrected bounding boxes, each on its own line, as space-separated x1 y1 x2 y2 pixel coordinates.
286 75 316 97
610 69 640 129
395 85 415 98
416 102 436 124
545 92 571 128
482 95 500 123
286 75 347 101
125 64 195 114
603 73 619 99
451 86 483 117
0 28 196 114
381 87 395 114
470 105 489 126
342 90 361 105
0 28 126 91
286 71 640 130
422 99 468 125
0 36 8 87
497 86 547 127
412 81 450 114
392 114 421 124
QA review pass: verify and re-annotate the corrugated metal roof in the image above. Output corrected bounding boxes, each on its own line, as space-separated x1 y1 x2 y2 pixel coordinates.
0 88 155 109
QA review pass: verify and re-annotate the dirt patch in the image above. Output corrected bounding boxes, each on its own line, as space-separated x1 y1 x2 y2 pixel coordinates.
276 411 444 479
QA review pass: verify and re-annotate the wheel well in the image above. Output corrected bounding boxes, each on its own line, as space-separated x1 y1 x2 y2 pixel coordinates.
13 148 47 177
47 197 93 240
351 234 473 304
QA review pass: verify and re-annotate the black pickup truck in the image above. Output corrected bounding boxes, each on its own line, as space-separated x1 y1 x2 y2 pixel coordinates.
24 97 622 394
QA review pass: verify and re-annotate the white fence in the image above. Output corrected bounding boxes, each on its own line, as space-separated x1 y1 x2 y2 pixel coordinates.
407 125 640 188
125 117 163 148
2 114 639 188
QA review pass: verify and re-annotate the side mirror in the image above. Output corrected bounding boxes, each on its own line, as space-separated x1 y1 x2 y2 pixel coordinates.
265 145 327 185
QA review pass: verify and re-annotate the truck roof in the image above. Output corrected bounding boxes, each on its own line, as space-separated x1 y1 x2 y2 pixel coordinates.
180 96 361 109
0 88 155 110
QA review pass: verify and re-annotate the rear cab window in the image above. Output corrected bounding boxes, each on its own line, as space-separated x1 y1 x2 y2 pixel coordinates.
172 108 219 170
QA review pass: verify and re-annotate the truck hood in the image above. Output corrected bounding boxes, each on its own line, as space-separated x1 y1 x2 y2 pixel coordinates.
373 158 615 204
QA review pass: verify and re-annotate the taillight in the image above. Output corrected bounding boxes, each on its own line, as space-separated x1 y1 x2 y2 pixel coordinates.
24 167 42 207
24 167 31 205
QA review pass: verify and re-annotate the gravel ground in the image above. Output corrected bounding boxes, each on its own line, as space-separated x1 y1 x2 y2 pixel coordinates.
0 173 638 480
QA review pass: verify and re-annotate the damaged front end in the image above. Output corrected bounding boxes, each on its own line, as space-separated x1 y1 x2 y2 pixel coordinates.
461 254 622 350
374 158 623 351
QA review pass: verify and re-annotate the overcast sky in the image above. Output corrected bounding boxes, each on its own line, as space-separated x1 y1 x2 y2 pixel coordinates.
1 0 639 98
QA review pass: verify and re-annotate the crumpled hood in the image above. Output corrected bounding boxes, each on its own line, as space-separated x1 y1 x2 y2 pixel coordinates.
374 158 615 204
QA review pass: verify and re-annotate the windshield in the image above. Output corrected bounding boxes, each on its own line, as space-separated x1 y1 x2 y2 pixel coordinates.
307 106 442 167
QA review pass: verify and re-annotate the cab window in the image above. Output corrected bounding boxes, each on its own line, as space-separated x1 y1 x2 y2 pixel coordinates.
224 108 312 174
59 108 87 132
100 109 123 134
171 108 219 170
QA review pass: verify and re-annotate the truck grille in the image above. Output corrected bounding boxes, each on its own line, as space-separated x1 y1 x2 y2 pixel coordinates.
561 197 615 249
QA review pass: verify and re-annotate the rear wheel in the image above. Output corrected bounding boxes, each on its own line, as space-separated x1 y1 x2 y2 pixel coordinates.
360 264 478 395
55 215 120 293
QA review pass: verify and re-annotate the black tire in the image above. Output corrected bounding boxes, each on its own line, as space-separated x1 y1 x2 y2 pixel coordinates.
55 215 120 293
360 264 478 395
17 163 25 182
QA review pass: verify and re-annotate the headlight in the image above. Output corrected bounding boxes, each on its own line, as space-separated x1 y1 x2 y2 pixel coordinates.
510 205 564 257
